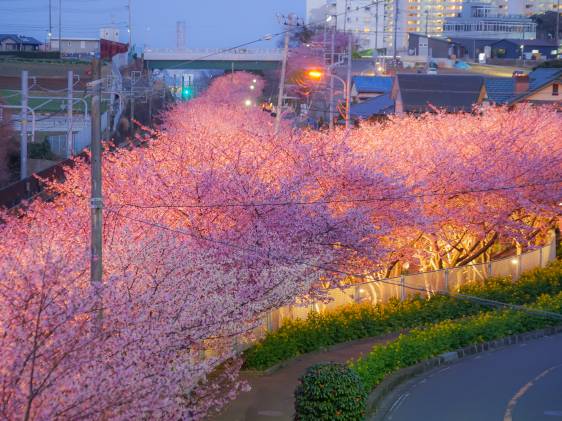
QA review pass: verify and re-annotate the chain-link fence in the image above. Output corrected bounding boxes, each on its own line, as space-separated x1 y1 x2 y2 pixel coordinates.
249 232 557 343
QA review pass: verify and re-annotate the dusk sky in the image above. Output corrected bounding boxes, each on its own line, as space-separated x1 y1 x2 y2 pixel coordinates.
0 0 305 49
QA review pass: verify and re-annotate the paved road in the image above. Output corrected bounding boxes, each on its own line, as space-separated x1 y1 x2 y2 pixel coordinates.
385 334 562 421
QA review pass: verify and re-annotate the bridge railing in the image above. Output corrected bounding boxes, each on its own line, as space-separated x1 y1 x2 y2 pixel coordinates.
144 47 283 55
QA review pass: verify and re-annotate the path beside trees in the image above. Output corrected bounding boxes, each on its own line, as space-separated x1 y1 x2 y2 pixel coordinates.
212 333 400 421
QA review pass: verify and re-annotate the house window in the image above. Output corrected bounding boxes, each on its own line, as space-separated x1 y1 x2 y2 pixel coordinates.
553 83 559 96
80 41 86 49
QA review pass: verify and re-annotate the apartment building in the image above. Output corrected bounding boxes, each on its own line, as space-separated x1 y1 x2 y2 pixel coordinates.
307 0 557 54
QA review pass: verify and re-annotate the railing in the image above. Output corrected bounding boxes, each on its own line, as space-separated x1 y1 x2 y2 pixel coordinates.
144 48 284 55
251 233 557 341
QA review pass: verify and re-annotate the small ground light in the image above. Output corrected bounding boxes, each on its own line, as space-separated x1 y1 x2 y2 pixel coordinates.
250 85 255 90
244 99 252 107
253 79 257 83
511 258 519 265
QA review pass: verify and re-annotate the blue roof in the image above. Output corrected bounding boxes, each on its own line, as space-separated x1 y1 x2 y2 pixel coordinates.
352 76 393 94
0 34 42 45
486 68 562 104
485 78 515 104
529 68 562 90
350 94 395 118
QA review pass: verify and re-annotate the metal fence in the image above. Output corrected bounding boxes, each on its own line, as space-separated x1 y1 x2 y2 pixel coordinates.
251 233 557 341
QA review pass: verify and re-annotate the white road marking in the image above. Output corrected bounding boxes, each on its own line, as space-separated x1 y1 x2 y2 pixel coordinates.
388 392 410 419
544 410 562 417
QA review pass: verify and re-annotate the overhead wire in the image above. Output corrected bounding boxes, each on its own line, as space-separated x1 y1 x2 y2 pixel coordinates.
106 210 562 321
112 179 562 210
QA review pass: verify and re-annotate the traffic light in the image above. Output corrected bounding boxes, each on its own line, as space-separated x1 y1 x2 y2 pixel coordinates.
182 86 193 99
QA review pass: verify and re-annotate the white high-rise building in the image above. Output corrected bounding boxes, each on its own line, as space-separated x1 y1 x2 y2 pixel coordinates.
306 0 558 54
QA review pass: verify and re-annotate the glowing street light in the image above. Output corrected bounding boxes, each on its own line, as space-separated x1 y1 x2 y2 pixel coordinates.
244 99 252 107
307 69 324 80
252 79 257 83
326 15 333 22
250 85 255 90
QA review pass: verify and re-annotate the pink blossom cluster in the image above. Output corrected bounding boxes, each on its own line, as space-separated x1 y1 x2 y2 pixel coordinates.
0 71 560 419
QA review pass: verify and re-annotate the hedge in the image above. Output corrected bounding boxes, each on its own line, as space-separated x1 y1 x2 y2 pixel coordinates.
292 292 562 420
351 291 562 390
243 260 562 370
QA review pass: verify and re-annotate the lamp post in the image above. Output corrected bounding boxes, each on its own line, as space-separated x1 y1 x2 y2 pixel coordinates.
307 69 349 128
326 14 337 131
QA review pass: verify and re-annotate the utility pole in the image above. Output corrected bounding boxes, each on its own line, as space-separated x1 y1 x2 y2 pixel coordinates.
90 59 103 292
425 9 429 37
48 0 52 50
374 2 379 57
128 0 132 49
130 84 135 139
66 70 73 158
554 0 560 58
274 13 293 135
392 8 399 60
20 70 28 181
329 17 336 131
58 0 62 53
345 32 352 129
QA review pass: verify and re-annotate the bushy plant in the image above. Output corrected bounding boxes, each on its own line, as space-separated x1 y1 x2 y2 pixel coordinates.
243 296 481 370
244 261 562 370
460 260 562 305
294 363 367 421
351 293 562 390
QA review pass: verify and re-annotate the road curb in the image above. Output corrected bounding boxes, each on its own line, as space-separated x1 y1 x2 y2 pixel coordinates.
366 325 562 421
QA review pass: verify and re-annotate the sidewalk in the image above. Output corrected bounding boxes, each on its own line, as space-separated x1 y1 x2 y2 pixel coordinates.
210 333 401 421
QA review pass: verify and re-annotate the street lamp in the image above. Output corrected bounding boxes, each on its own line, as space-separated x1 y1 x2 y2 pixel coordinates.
244 99 252 107
306 69 349 127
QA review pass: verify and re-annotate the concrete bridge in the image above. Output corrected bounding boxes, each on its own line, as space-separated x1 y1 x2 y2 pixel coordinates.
143 48 283 71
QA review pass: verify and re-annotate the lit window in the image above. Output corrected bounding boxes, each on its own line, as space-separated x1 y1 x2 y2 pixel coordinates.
553 83 559 96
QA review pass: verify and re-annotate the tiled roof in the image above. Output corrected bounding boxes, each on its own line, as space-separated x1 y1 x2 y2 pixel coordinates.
0 34 41 45
485 69 562 104
529 68 562 90
352 76 393 94
492 39 559 47
350 94 395 118
485 78 515 104
397 74 484 113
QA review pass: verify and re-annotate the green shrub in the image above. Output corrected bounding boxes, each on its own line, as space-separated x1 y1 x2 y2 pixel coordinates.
243 260 562 370
351 293 562 390
294 362 367 421
460 260 562 305
243 297 481 370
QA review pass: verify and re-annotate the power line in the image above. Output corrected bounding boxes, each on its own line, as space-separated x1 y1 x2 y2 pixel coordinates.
113 179 562 210
105 210 562 322
164 0 384 70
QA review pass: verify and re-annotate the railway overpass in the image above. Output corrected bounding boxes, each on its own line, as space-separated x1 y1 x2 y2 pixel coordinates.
143 48 283 72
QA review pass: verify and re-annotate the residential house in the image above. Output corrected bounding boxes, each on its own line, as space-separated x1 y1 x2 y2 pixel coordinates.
0 34 42 52
407 34 466 59
51 37 101 56
489 39 559 60
350 76 393 103
395 74 487 114
486 68 562 105
349 94 395 121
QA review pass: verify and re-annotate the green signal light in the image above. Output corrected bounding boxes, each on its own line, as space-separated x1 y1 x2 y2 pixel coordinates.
182 86 193 100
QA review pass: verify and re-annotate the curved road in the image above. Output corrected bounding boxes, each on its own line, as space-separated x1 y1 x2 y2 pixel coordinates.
384 334 562 421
